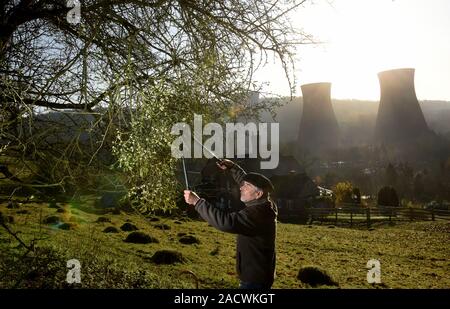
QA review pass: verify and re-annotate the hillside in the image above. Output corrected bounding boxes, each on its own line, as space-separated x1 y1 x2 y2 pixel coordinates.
23 99 450 151
1 199 448 289
258 98 450 146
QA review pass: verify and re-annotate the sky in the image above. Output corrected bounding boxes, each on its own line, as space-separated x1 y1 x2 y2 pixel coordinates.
254 0 450 101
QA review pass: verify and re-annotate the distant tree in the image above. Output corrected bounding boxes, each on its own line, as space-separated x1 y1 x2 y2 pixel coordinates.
437 159 450 200
385 163 398 188
351 187 361 204
412 169 438 203
396 162 413 199
333 181 354 205
413 172 425 202
295 149 318 172
323 172 338 189
377 186 399 207
354 171 373 197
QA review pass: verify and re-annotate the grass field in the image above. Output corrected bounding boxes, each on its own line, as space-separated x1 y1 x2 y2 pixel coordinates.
0 199 449 289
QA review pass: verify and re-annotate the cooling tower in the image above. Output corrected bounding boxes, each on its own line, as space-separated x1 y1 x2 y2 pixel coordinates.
375 68 429 144
297 82 339 152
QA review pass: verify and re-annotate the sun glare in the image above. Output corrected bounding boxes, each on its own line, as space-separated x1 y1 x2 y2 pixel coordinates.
327 1 422 100
298 0 421 100
256 0 450 101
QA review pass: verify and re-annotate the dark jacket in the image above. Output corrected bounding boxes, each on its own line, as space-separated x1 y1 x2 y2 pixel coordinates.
194 164 278 285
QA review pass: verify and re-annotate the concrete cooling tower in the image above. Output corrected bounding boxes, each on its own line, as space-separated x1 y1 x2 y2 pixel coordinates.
375 68 430 144
297 82 339 153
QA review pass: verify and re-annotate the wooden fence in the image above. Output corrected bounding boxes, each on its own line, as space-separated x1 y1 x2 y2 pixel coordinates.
277 200 450 227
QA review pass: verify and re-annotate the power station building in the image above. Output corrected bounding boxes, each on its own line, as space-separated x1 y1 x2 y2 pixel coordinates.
375 68 430 144
297 82 340 154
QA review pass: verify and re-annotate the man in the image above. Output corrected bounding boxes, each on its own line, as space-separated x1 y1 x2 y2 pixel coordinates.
184 159 277 289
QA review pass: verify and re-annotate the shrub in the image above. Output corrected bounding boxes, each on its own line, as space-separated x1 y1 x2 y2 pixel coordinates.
377 186 399 207
0 246 67 288
333 182 360 205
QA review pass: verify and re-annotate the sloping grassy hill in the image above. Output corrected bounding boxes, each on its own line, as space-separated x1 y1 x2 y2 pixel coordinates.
0 200 448 289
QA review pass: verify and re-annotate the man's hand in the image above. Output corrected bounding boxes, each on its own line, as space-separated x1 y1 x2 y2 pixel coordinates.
184 190 201 205
216 159 234 170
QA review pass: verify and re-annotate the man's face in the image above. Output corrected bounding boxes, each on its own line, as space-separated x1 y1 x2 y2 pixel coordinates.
240 181 263 203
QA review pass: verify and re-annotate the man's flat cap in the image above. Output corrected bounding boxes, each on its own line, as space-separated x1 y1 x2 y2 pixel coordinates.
243 173 274 193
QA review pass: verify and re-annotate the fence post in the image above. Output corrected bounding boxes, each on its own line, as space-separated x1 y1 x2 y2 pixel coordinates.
409 207 413 221
335 208 338 225
389 207 392 222
431 207 435 221
350 209 353 227
366 207 371 229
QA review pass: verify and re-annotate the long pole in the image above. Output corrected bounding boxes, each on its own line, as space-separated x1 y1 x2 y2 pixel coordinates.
181 133 221 191
191 133 221 161
181 156 189 190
